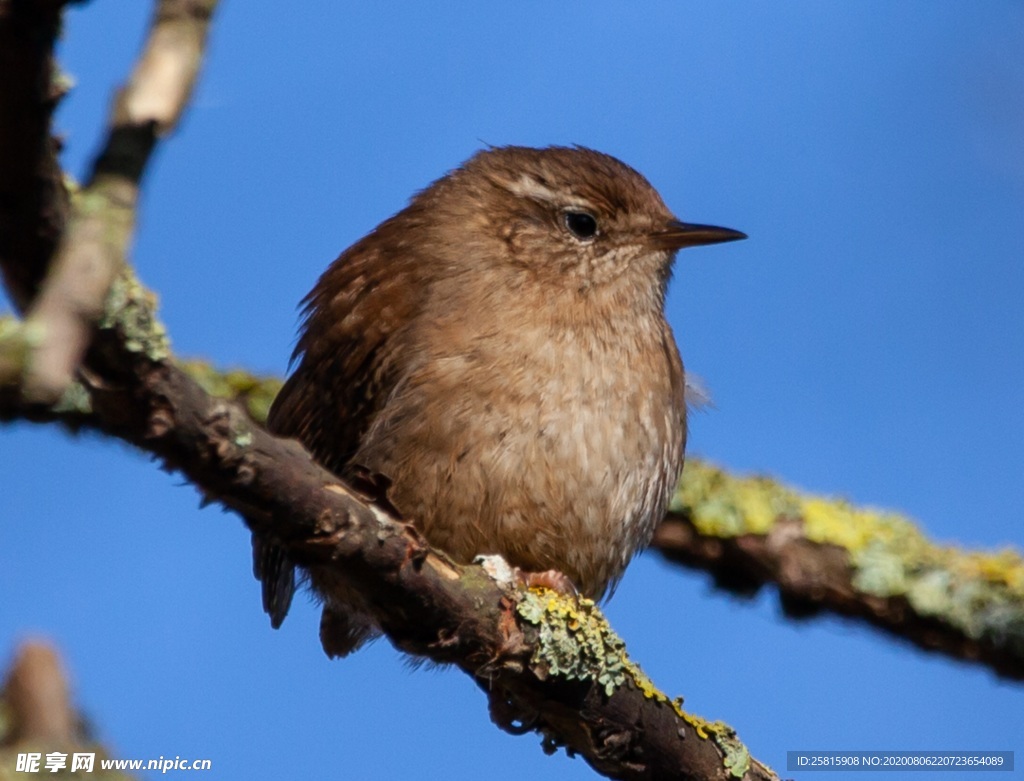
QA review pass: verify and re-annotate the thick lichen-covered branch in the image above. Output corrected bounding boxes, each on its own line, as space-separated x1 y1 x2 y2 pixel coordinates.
3 272 775 780
654 461 1024 679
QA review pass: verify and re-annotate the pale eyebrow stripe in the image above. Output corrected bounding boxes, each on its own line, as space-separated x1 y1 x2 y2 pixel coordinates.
503 174 593 212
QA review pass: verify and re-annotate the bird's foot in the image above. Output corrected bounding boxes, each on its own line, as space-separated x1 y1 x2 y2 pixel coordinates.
515 568 578 597
473 554 579 597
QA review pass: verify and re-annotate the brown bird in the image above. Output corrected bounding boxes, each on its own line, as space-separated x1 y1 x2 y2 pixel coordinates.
260 145 744 656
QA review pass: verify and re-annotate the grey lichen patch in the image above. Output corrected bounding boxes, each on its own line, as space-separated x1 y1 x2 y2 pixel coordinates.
516 589 628 696
711 722 752 779
53 380 93 416
677 715 753 778
515 589 694 708
99 268 169 361
842 524 1024 654
851 543 909 597
206 401 255 455
230 419 254 449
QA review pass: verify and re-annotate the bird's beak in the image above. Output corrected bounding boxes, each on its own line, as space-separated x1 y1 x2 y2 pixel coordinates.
652 220 747 250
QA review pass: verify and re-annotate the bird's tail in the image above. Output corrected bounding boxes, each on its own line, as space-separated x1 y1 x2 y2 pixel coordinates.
252 533 296 629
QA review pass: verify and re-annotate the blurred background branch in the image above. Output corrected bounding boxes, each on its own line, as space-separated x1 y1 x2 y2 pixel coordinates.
0 639 137 781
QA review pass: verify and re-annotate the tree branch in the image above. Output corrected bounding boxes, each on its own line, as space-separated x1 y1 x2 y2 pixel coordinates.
0 3 777 779
656 462 1024 680
13 0 217 405
0 0 70 311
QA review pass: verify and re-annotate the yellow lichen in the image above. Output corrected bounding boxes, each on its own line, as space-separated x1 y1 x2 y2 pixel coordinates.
682 711 712 739
674 460 800 537
801 497 870 551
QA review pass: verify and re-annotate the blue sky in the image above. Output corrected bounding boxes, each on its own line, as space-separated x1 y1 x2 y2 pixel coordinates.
2 2 1022 779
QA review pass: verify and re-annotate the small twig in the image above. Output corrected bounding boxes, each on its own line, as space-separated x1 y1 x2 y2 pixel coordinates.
1 640 76 745
17 0 218 404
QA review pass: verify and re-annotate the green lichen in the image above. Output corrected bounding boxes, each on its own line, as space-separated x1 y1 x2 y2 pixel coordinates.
851 543 909 596
516 589 628 696
672 460 800 536
516 588 708 708
675 715 751 778
99 268 169 361
714 723 753 778
180 360 283 424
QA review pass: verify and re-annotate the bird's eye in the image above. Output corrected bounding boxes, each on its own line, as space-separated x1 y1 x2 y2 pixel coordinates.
563 211 598 240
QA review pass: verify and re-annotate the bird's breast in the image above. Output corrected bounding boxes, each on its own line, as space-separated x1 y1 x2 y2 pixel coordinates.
354 301 685 598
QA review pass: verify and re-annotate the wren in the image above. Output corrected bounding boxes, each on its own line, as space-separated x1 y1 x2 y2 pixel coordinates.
258 145 744 656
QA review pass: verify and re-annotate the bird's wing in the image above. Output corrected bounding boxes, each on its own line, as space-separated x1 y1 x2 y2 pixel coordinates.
256 224 430 627
268 241 426 472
